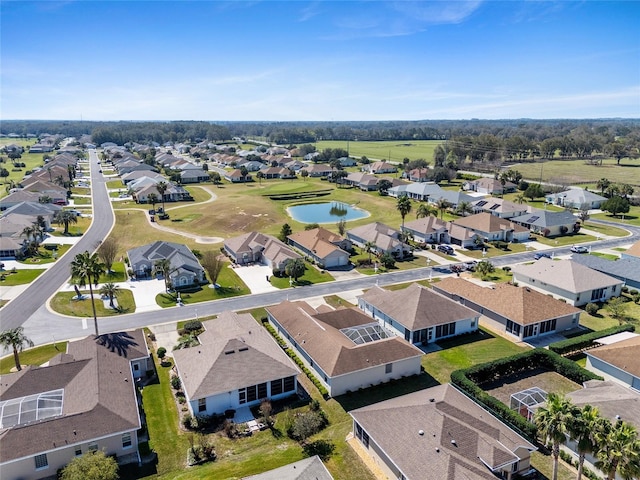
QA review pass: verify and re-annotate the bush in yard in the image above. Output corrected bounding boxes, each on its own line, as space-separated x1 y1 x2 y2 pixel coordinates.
622 286 629 293
171 375 181 390
585 302 599 315
157 347 166 359
629 289 638 296
289 409 328 443
184 320 203 333
379 252 395 269
549 324 635 355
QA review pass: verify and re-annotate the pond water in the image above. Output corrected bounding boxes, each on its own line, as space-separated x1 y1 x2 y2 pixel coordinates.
287 201 370 224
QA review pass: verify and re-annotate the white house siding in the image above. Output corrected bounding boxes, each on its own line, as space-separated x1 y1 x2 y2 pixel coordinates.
1 431 138 480
352 423 403 480
585 356 639 390
511 274 622 306
187 384 297 417
329 357 422 397
321 250 349 268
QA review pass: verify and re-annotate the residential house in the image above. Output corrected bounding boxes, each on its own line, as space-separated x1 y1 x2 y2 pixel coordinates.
0 330 151 480
584 335 640 389
224 169 252 183
301 164 333 177
283 159 306 171
21 181 67 205
511 258 624 306
546 188 607 209
359 283 480 345
338 157 357 167
127 241 206 286
180 169 209 184
406 168 430 182
401 216 448 244
172 312 299 417
388 182 445 201
570 253 640 290
224 232 301 272
464 177 517 195
132 182 191 203
0 191 54 210
431 190 476 210
433 277 582 341
2 201 61 223
259 166 296 179
242 455 334 480
239 160 265 172
366 161 397 174
510 209 580 237
344 172 379 191
120 170 165 185
471 197 528 219
350 384 536 480
346 222 410 257
266 301 423 397
287 227 351 269
448 213 530 247
28 143 53 153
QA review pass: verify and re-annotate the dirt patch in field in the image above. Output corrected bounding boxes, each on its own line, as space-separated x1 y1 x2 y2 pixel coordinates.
482 368 581 405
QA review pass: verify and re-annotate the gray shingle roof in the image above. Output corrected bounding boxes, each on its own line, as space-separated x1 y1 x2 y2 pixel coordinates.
510 209 577 228
567 381 640 430
570 254 640 284
511 258 622 293
359 283 478 330
242 456 334 480
0 331 147 463
172 312 299 399
350 384 535 480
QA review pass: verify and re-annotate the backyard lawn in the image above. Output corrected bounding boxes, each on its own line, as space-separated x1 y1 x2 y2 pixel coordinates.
0 342 68 374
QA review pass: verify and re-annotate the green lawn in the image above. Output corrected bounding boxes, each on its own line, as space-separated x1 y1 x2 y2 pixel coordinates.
513 157 640 186
583 221 630 237
0 342 68 374
50 216 92 236
592 207 640 227
107 179 124 189
533 232 597 246
17 244 72 264
422 328 528 384
71 196 92 205
462 242 527 259
589 252 618 261
98 261 128 283
270 263 334 288
0 268 46 285
50 289 136 316
314 140 440 164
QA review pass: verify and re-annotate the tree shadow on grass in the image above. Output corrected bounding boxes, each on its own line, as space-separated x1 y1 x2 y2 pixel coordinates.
334 372 439 412
435 329 496 350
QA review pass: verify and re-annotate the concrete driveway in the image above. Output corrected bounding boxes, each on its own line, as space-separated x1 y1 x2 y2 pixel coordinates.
230 264 279 294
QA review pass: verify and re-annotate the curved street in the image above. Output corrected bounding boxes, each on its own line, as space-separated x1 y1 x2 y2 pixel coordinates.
4 150 640 347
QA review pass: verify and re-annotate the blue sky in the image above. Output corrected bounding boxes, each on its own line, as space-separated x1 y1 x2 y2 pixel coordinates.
2 1 639 121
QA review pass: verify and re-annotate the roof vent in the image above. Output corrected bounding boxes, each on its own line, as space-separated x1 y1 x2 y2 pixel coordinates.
418 430 424 436
436 448 440 452
239 347 249 352
429 398 435 402
224 350 235 355
616 415 621 420
451 439 457 446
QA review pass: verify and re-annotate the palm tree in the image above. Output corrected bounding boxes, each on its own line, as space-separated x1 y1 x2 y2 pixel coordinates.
534 393 575 480
156 181 168 213
568 404 600 480
415 203 437 219
54 210 78 235
154 258 172 292
597 178 611 195
455 200 473 217
364 240 376 264
435 197 451 219
284 258 305 282
147 192 159 210
515 193 526 204
21 225 39 256
396 194 412 230
99 282 120 309
594 418 640 480
0 327 34 371
70 251 106 336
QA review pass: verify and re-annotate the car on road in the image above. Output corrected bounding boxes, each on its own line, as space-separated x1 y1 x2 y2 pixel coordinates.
437 245 455 255
464 260 478 271
534 252 552 260
570 245 589 254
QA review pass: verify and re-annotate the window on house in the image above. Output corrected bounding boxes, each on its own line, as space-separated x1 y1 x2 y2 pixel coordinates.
591 288 605 301
198 398 206 412
271 379 283 396
239 389 246 404
88 443 98 452
355 423 370 448
257 383 267 399
34 454 48 469
122 432 132 449
523 325 535 338
75 447 82 456
435 322 456 338
283 376 295 392
385 363 393 374
133 364 140 371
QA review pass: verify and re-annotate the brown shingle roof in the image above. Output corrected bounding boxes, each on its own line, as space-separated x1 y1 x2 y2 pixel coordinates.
587 335 640 379
625 240 640 258
0 331 146 463
350 384 536 480
359 283 478 330
173 312 299 399
451 212 529 235
266 302 422 377
434 277 581 326
511 258 622 293
288 228 349 261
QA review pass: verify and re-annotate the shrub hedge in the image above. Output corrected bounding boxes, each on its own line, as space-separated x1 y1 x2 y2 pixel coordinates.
548 324 635 355
450 348 603 442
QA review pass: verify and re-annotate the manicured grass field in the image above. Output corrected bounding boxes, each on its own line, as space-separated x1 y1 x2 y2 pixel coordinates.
0 342 68 374
0 268 46 285
533 232 597 247
512 157 640 186
50 216 92 236
270 263 334 288
592 207 640 227
314 140 440 164
18 244 72 264
50 289 136 316
98 261 128 283
583 221 630 238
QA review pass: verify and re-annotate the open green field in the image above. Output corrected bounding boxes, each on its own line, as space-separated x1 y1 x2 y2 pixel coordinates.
592 206 640 227
0 141 45 198
511 157 640 186
314 140 440 164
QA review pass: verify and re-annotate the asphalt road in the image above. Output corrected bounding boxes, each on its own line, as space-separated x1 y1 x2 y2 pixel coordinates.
1 150 114 331
5 151 640 347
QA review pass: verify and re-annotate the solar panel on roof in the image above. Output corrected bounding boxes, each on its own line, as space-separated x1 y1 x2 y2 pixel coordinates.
528 216 539 222
489 204 500 210
475 201 487 207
